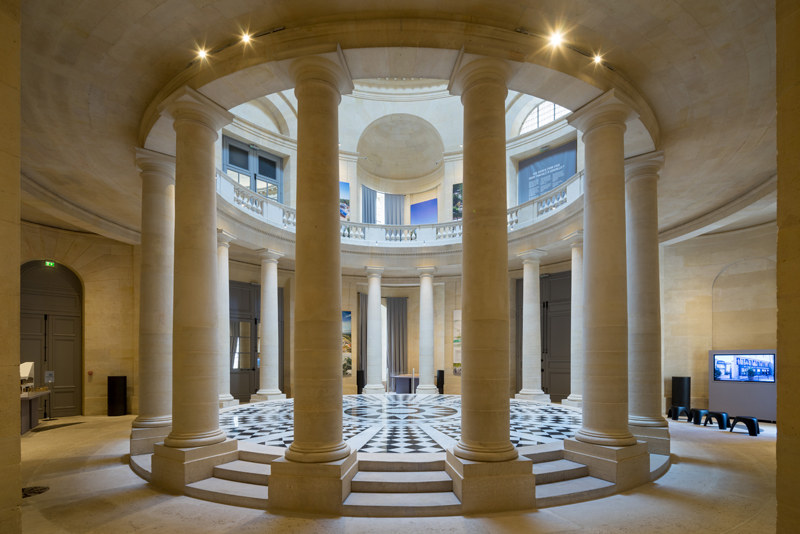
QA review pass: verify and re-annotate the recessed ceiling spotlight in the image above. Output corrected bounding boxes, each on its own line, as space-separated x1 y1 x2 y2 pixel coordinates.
549 32 563 46
198 49 207 59
241 33 251 43
594 55 602 64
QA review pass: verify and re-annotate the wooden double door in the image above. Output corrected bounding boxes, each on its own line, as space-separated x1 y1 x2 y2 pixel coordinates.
516 271 572 402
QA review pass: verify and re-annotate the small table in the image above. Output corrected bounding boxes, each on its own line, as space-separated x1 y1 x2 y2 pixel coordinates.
20 391 49 434
392 375 420 394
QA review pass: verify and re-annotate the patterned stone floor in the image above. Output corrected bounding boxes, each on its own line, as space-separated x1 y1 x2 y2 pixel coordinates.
220 394 582 454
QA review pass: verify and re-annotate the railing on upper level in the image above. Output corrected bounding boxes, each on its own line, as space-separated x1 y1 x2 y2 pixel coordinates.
217 169 584 246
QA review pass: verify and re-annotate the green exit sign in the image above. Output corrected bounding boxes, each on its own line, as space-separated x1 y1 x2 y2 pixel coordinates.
44 261 55 267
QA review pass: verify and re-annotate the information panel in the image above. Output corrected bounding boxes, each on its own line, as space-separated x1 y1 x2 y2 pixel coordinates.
518 140 577 203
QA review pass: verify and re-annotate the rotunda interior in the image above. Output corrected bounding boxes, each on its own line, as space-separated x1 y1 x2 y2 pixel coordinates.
1 1 798 533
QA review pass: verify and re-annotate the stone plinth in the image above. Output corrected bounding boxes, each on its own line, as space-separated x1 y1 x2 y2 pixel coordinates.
268 449 358 515
130 426 171 456
630 426 670 456
563 438 650 491
151 439 238 493
251 393 286 401
445 448 535 513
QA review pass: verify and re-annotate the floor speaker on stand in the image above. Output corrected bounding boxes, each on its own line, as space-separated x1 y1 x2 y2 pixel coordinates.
672 376 691 409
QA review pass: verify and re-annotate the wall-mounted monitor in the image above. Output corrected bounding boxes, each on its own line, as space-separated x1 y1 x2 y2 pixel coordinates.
712 353 775 383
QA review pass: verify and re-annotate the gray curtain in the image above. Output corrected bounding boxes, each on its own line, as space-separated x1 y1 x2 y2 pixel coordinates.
386 297 408 392
357 292 368 376
385 194 405 225
362 185 377 224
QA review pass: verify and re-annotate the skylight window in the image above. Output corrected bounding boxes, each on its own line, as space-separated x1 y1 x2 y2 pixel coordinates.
520 101 570 135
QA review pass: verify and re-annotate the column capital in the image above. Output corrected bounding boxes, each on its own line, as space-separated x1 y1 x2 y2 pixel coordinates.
567 89 639 135
289 56 352 99
365 266 384 278
562 230 584 248
216 229 236 248
257 248 284 263
449 57 513 98
135 147 175 180
417 266 437 278
158 86 234 134
518 249 547 263
625 150 664 183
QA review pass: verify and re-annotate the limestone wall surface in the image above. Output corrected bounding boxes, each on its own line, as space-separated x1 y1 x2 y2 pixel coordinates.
660 224 777 409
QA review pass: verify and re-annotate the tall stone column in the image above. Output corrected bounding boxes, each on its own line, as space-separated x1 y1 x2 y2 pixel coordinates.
362 267 385 395
416 267 439 395
216 230 238 408
269 57 356 516
445 58 534 514
131 148 175 454
625 152 669 454
563 234 584 408
515 249 548 402
252 249 286 401
564 90 648 490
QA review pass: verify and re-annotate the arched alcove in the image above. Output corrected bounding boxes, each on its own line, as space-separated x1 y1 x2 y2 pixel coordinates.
711 257 777 351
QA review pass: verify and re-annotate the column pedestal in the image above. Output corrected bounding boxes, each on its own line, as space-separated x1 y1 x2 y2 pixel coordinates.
563 438 650 491
151 439 238 493
268 450 358 515
628 426 670 456
131 426 172 456
445 448 535 513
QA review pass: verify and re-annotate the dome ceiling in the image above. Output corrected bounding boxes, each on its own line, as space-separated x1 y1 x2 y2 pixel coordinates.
356 114 444 180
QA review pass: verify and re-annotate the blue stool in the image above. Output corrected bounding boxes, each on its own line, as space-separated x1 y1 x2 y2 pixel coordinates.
668 405 691 422
690 408 709 425
730 416 761 436
703 411 729 429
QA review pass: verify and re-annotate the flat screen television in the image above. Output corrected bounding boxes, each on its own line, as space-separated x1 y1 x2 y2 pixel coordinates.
713 353 775 383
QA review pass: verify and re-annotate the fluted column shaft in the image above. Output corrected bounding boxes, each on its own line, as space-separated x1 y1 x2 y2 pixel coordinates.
163 90 232 448
363 268 385 394
216 231 237 407
416 267 438 395
565 241 584 406
568 94 637 447
285 61 351 463
625 154 667 428
517 250 547 399
255 251 284 397
454 59 518 462
133 148 175 428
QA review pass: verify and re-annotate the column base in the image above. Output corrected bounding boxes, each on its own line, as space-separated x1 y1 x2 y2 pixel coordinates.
250 393 286 402
362 385 385 395
563 438 650 491
562 395 583 408
268 448 358 515
415 385 439 395
151 439 238 493
219 397 240 408
445 447 535 513
629 425 670 455
130 426 172 456
515 392 550 402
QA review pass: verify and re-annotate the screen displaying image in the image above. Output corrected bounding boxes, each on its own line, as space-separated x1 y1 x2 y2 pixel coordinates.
713 354 775 382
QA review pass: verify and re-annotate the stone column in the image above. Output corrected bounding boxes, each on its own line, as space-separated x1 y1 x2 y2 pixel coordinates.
131 148 175 454
362 267 385 395
625 152 669 454
216 230 238 408
252 249 286 401
563 234 584 408
444 58 534 514
515 249 548 402
269 57 356 516
161 88 233 449
416 267 439 395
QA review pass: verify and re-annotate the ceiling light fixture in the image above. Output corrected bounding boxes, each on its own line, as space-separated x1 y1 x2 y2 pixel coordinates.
198 49 207 59
241 33 251 43
594 55 602 64
549 32 563 46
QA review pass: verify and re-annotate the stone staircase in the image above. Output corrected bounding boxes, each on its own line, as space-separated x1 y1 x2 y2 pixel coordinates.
184 446 276 509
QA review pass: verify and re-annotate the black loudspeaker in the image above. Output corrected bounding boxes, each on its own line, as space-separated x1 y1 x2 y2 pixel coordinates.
108 376 127 416
437 370 445 395
671 376 691 408
357 370 365 395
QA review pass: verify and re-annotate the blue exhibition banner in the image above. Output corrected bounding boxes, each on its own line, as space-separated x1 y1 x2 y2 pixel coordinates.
518 140 577 203
410 198 438 225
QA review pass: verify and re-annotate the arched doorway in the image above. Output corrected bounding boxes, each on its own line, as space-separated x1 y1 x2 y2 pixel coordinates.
20 260 83 417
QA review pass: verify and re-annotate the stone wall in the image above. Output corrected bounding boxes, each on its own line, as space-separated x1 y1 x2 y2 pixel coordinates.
660 224 777 409
19 224 138 416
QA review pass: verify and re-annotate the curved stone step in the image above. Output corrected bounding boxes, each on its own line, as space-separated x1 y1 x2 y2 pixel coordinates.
185 477 269 509
214 460 271 485
358 454 445 472
535 476 615 508
351 471 453 493
532 459 589 484
343 491 462 517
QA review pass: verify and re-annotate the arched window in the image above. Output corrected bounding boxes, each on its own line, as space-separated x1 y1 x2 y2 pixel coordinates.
520 101 570 135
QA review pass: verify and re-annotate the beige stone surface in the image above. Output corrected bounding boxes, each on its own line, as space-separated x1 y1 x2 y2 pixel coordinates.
17 414 778 532
516 250 547 400
0 1 21 530
254 250 283 398
216 231 236 406
776 1 800 530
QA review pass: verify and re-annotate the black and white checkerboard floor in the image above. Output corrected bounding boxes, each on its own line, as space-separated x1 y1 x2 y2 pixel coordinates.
220 395 582 453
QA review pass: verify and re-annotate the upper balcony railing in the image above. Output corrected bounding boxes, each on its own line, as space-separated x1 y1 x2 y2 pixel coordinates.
216 169 584 246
